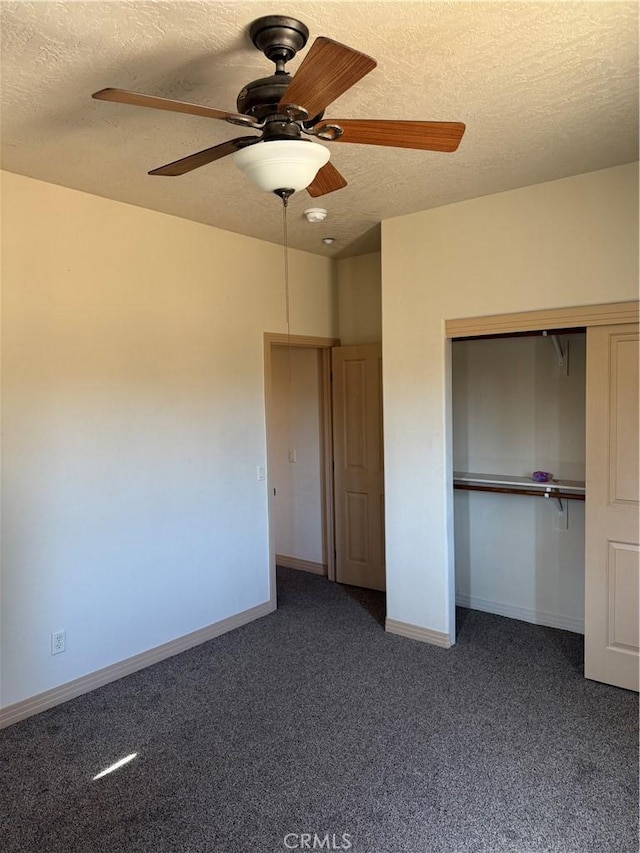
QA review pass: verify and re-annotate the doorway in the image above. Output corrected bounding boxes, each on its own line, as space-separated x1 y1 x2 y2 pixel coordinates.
270 344 329 574
264 334 386 604
263 333 338 606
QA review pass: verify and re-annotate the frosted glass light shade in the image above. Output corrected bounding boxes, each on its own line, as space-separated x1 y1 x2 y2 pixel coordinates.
233 140 330 193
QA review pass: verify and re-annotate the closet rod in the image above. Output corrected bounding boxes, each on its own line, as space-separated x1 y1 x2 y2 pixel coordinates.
453 483 585 501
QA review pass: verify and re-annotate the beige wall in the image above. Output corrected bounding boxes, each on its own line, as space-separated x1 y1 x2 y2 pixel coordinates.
1 171 336 707
337 252 382 345
3 161 637 707
381 163 639 638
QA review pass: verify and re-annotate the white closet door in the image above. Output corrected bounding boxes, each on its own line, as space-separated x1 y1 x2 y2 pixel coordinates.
585 323 639 691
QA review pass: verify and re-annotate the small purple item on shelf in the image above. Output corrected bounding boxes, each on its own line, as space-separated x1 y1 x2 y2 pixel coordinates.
532 471 552 483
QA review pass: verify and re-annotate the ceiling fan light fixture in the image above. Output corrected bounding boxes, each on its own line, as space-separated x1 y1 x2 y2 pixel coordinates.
232 140 330 194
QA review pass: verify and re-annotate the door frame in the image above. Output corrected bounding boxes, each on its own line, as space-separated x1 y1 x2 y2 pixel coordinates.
445 301 639 338
444 300 639 647
264 333 340 607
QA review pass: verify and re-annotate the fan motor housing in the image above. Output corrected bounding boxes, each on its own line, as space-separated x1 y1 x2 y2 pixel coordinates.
236 74 291 120
237 74 324 126
241 16 324 125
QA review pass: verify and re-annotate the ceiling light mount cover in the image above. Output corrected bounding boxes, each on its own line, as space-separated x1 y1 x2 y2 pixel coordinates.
249 15 309 66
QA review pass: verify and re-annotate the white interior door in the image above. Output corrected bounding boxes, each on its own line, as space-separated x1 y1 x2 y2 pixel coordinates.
332 344 385 590
584 323 639 691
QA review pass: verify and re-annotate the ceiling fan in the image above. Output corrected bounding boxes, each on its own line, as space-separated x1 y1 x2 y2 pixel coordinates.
92 15 466 199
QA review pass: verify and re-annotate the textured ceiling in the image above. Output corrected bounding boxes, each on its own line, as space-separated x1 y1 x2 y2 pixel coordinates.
1 1 638 258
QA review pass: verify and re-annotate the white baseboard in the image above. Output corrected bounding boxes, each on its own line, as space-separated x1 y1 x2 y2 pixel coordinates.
276 554 327 575
455 593 584 634
385 617 452 648
0 599 276 729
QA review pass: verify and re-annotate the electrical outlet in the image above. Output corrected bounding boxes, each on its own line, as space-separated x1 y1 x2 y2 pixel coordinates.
51 630 66 655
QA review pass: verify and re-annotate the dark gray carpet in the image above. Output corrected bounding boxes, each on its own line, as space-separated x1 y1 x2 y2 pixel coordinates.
1 567 637 853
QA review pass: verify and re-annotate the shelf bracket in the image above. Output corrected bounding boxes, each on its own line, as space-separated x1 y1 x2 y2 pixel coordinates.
542 331 568 375
544 491 568 530
542 490 564 511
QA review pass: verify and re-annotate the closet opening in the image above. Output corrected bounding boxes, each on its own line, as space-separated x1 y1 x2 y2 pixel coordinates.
451 327 587 635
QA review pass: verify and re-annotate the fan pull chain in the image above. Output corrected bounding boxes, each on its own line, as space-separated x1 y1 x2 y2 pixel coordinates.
279 192 294 461
278 191 295 392
282 196 291 343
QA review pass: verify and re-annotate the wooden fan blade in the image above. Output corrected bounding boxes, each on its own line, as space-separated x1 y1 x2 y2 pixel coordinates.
148 137 259 176
279 37 376 118
321 120 466 152
92 88 258 126
306 162 348 197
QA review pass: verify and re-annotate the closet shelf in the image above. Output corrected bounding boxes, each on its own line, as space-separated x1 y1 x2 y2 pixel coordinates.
453 472 585 501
